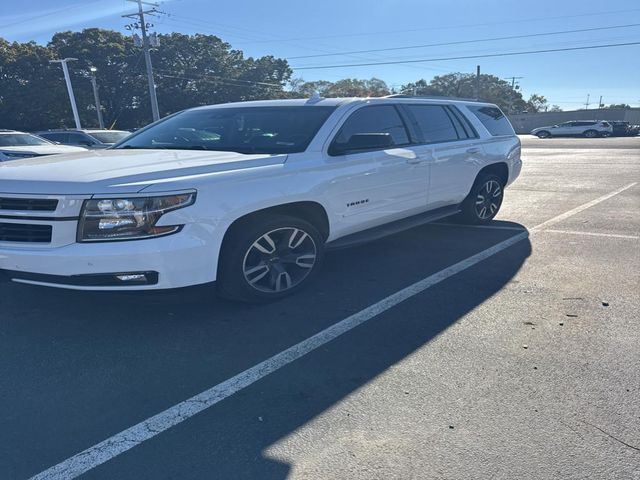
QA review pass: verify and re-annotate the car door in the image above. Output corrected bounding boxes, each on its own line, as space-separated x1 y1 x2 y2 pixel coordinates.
323 104 428 232
553 122 574 135
402 104 484 208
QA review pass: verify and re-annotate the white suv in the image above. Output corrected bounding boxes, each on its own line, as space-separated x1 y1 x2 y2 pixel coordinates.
531 120 612 138
0 97 522 301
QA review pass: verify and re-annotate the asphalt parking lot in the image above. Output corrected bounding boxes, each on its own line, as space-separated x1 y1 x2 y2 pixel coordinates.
1 136 639 480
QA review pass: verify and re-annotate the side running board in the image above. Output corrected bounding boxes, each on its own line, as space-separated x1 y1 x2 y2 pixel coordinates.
326 205 460 250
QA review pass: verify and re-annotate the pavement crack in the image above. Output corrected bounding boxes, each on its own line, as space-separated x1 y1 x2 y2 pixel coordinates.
580 420 640 453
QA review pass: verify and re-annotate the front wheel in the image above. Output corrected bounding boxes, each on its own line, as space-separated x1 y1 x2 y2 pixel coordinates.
217 215 324 302
459 174 504 225
536 131 551 138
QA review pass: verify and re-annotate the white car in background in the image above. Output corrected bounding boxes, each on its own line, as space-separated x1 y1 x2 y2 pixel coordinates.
0 97 521 302
0 130 87 161
531 120 613 138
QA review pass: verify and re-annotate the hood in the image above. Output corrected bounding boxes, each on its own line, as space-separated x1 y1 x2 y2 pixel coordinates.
0 144 88 155
0 148 287 195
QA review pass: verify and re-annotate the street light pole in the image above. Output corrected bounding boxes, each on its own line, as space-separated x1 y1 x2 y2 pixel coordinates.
89 67 105 129
50 58 82 129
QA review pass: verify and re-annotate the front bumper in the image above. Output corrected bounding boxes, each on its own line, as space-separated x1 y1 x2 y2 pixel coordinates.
0 227 221 290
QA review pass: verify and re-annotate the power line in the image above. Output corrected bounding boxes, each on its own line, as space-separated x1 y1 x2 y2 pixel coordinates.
153 69 284 87
222 8 640 45
159 16 454 74
292 41 640 70
288 23 640 60
0 1 102 29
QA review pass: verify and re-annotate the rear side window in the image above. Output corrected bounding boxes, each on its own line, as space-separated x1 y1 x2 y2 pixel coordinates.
467 105 515 136
67 133 91 145
332 105 410 151
405 105 459 143
40 133 68 143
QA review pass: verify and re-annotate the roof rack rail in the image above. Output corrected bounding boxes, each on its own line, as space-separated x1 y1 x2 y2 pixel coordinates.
385 94 484 102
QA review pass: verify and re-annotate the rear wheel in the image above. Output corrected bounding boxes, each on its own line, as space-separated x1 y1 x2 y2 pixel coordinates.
583 129 598 138
536 130 551 139
217 215 324 302
459 174 504 225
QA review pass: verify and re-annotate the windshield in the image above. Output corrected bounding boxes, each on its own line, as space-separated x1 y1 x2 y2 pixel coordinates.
0 133 52 146
88 131 130 144
117 106 336 154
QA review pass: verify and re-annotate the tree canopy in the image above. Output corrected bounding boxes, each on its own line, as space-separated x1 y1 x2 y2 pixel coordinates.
1 29 565 132
0 29 292 131
400 73 549 113
290 77 391 98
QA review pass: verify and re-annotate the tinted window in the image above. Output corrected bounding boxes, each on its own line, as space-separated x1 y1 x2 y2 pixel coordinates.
468 105 514 136
39 132 68 143
67 133 92 145
331 106 409 153
0 133 51 146
118 106 336 154
447 106 478 139
406 105 459 143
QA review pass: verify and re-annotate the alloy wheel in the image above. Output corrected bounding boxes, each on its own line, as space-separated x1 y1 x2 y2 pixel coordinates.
242 227 317 293
475 180 502 220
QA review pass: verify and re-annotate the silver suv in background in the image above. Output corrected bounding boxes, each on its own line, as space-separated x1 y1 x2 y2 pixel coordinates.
531 120 612 138
35 129 131 149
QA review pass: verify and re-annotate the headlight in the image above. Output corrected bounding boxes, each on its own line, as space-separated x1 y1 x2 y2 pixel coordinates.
77 192 196 242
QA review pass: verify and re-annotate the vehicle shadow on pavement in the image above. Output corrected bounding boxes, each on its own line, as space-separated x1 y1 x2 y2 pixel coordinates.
0 221 531 479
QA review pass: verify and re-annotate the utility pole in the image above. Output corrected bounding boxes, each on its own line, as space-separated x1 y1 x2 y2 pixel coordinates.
598 95 603 109
505 76 524 114
584 94 590 110
89 66 105 129
50 58 82 129
475 65 481 100
124 0 160 122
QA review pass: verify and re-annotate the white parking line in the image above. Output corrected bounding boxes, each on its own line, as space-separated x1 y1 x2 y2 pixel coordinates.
544 229 639 240
31 182 638 480
530 183 637 232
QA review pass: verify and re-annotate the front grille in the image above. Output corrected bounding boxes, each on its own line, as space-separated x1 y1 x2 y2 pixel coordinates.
0 197 58 212
0 223 52 243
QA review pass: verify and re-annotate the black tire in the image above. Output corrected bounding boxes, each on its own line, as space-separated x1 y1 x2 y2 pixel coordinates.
217 214 324 303
583 129 598 138
536 131 551 139
459 174 505 225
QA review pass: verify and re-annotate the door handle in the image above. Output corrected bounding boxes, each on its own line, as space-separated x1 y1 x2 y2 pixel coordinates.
466 147 481 154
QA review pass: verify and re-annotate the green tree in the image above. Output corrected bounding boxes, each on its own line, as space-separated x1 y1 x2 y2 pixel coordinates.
0 29 293 131
606 103 631 109
291 77 390 97
548 105 563 112
399 73 528 113
525 94 548 113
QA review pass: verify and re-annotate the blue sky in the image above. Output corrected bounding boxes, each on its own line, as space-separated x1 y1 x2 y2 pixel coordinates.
2 0 639 110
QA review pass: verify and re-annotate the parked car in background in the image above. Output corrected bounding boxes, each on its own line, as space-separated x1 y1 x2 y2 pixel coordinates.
35 129 131 149
531 120 612 138
0 130 87 161
0 97 522 302
609 121 640 137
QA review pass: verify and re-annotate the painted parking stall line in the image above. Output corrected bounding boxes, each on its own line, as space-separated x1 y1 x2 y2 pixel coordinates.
31 182 637 480
543 229 639 240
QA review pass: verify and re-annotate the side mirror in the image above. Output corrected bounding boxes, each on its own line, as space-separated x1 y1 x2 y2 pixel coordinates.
331 133 393 155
